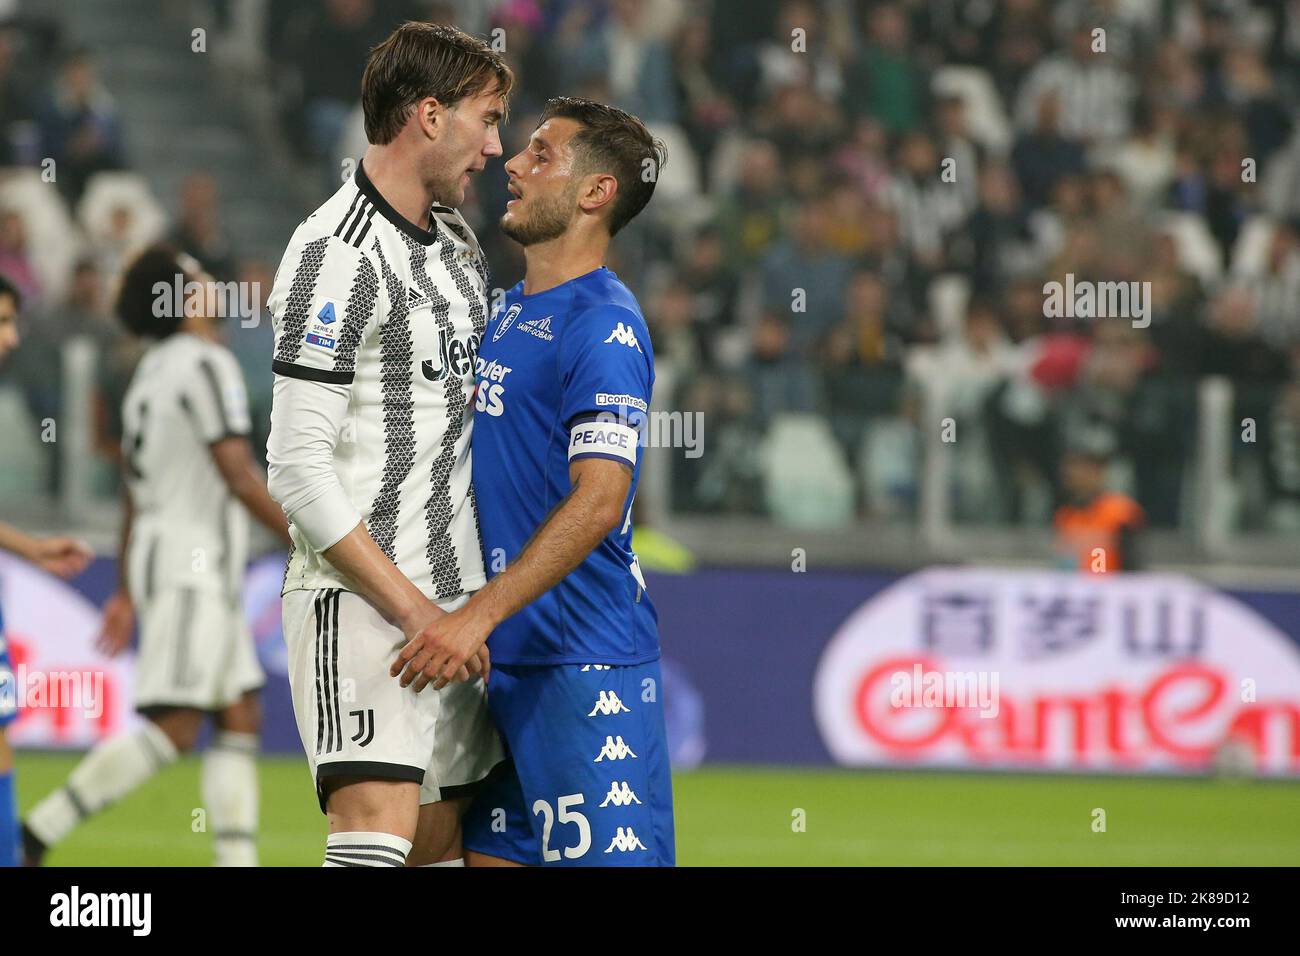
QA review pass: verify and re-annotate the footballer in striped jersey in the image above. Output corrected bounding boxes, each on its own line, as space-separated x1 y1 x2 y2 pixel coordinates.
23 246 290 867
265 22 512 868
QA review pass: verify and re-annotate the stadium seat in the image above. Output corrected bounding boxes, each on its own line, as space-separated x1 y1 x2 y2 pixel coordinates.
638 122 708 244
1229 214 1280 278
857 416 919 519
760 413 855 527
931 66 1013 154
1155 211 1223 286
0 385 43 495
928 273 971 345
76 171 169 266
336 103 367 183
0 167 83 305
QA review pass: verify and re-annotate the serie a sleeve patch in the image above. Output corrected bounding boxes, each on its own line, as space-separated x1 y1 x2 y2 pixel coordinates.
303 298 343 352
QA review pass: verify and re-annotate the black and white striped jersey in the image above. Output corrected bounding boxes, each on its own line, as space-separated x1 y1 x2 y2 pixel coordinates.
121 332 252 599
267 160 488 601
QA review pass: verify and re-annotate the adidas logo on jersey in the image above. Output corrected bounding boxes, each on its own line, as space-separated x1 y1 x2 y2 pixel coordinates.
599 781 642 807
516 315 554 341
407 286 430 308
594 735 637 762
603 322 642 351
604 827 647 853
587 690 631 717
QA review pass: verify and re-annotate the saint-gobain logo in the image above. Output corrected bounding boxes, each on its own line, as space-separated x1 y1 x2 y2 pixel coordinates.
492 303 523 342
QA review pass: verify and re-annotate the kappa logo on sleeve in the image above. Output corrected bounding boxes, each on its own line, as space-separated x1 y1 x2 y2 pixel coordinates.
603 322 642 351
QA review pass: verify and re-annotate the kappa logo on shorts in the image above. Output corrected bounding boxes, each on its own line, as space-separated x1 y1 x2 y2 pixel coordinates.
603 826 647 853
599 781 642 807
349 708 375 747
594 735 637 762
587 690 631 716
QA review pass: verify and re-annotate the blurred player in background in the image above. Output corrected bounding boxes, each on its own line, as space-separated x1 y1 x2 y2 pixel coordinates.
0 274 93 866
265 22 510 868
22 246 291 867
391 98 675 866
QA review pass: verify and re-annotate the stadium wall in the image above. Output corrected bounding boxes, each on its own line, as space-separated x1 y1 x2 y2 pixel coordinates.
2 555 1298 777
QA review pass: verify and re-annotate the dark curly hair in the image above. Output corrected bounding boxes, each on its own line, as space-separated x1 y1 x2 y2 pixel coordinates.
115 244 194 339
0 271 22 310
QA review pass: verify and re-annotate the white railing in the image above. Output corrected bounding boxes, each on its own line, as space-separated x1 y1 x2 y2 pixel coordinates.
59 336 99 521
1194 376 1234 557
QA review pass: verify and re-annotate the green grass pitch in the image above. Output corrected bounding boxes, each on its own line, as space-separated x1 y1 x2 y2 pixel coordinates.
14 752 1300 865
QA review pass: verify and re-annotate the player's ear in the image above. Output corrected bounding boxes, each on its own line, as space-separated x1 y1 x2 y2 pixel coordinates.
415 96 444 140
578 173 617 217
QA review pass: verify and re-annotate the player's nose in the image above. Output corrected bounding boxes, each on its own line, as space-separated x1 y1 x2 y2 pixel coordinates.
484 125 503 158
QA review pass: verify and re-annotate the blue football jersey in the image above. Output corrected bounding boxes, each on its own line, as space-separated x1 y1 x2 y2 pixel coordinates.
471 266 658 665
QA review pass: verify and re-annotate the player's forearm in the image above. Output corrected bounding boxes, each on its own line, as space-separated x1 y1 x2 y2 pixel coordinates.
322 522 431 630
212 434 293 545
115 488 133 595
0 522 41 562
266 377 426 627
471 478 620 628
230 462 291 545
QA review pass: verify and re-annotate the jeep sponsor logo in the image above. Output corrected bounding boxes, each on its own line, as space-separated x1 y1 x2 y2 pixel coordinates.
422 329 481 382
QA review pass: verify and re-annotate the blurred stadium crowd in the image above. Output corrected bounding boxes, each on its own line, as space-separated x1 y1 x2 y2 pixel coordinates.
2 0 1300 539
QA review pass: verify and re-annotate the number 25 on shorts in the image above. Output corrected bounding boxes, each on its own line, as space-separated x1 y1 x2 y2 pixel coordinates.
532 794 591 862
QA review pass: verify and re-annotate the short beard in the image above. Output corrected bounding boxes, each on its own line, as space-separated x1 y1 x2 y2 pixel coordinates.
428 170 462 210
501 186 575 246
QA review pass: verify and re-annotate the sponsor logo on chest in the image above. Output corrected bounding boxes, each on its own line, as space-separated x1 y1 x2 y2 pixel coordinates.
422 328 481 382
517 315 554 342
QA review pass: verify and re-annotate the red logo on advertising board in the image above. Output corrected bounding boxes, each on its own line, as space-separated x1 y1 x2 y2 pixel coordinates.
815 569 1300 775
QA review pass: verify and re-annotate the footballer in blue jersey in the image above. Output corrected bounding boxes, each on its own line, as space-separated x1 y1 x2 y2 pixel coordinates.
390 97 674 866
0 275 93 866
